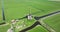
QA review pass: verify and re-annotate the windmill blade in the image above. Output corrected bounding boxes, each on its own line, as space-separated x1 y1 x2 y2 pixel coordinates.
31 10 44 15
27 5 45 15
34 11 60 20
19 21 41 32
26 8 45 20
29 5 45 15
31 8 45 15
30 5 45 11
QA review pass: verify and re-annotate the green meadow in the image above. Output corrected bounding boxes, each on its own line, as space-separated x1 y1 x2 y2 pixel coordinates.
0 0 60 32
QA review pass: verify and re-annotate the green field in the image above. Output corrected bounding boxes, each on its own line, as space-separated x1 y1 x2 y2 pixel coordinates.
0 0 60 32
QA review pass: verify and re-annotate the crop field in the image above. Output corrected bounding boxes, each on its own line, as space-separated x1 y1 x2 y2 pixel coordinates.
0 0 60 32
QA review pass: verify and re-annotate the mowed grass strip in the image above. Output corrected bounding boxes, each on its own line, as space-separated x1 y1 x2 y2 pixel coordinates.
44 14 60 32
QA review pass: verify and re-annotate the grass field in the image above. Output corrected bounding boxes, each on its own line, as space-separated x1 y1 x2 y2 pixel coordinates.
0 0 60 32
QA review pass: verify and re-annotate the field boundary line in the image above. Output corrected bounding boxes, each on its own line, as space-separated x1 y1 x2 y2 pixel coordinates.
0 23 9 26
